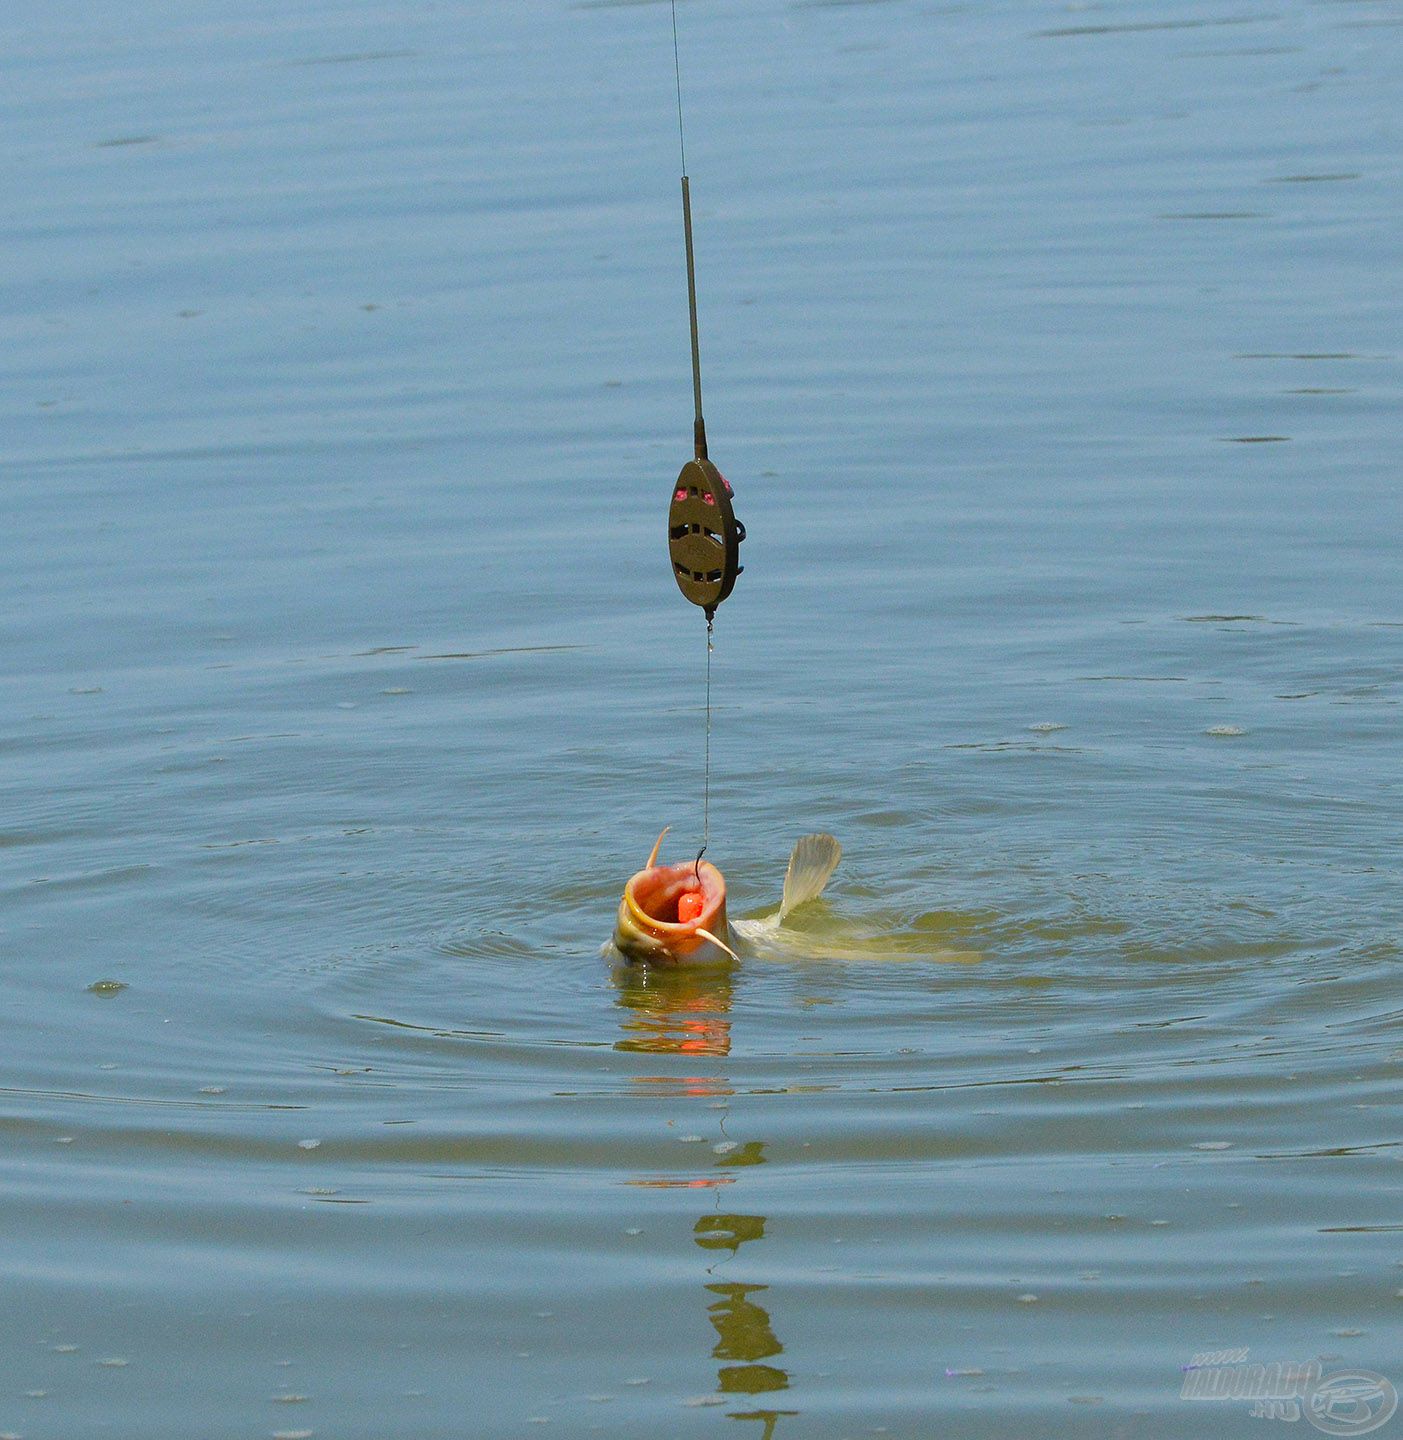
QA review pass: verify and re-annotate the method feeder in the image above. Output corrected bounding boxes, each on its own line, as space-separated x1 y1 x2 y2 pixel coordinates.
664 10 744 623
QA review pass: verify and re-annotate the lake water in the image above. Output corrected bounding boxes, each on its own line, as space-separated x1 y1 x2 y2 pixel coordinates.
3 0 1400 1435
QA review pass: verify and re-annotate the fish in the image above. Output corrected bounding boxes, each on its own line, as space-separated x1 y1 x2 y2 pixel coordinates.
609 828 842 966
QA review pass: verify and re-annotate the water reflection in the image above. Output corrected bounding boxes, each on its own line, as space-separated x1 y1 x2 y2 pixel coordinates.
710 1281 789 1392
695 1216 796 1432
612 962 734 1057
615 963 797 1430
709 1279 787 1391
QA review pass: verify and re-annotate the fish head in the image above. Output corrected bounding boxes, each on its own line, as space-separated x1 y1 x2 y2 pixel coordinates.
612 841 733 967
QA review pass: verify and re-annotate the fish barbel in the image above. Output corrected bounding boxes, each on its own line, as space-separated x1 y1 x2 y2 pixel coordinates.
609 829 842 966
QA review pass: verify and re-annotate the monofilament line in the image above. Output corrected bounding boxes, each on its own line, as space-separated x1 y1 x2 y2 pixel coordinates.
700 614 714 872
693 616 713 880
673 0 713 873
673 0 707 458
670 0 688 175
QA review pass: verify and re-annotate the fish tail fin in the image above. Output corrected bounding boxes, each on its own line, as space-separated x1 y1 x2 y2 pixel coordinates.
778 834 842 923
645 827 670 870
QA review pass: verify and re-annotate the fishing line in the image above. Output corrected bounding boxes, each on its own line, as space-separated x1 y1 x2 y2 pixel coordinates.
670 0 688 177
696 614 713 881
663 0 742 871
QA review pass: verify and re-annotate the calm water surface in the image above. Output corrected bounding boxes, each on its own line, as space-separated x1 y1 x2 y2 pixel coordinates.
3 0 1401 1435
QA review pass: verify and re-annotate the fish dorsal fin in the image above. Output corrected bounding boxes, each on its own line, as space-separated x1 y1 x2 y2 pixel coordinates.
778 834 842 923
645 827 670 870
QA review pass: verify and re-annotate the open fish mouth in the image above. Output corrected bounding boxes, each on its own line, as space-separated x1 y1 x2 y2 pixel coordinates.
613 829 736 965
624 860 725 931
